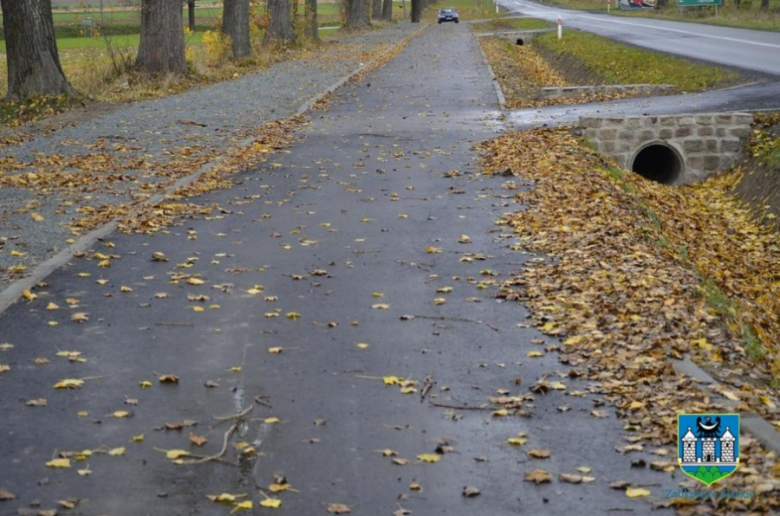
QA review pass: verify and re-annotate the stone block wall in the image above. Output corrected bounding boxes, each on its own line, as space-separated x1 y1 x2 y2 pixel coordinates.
580 113 754 184
542 84 674 99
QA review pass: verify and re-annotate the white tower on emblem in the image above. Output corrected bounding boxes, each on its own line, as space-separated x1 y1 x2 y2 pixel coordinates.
720 427 736 463
682 427 697 463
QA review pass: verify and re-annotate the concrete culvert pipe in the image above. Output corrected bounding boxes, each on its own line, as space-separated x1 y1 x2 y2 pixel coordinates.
631 143 683 185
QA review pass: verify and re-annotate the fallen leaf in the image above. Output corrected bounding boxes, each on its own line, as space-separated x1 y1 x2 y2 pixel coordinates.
559 473 583 484
625 487 651 498
57 498 79 509
108 447 125 456
524 468 552 484
372 303 390 309
231 500 253 513
158 374 179 384
207 493 246 503
462 486 481 497
0 488 16 500
417 453 441 463
70 312 89 323
26 398 47 407
46 458 71 468
110 410 130 418
327 503 351 514
54 378 84 389
285 311 301 320
264 417 280 424
527 449 551 459
268 347 284 354
259 495 282 508
189 433 207 447
139 380 153 388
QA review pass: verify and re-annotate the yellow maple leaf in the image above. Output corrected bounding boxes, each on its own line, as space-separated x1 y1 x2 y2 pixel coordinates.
625 487 651 498
46 458 71 468
231 500 253 513
54 378 84 389
417 453 441 463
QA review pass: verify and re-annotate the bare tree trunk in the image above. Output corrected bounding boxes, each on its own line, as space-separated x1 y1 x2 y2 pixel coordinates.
346 0 370 28
411 0 422 23
1 0 76 99
264 0 295 46
136 0 187 74
222 0 252 58
372 0 382 19
760 0 769 10
382 0 393 21
305 0 319 41
188 0 196 31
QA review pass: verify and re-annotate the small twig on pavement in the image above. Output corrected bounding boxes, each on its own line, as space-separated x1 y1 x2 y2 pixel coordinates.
430 402 492 411
179 423 237 465
213 405 254 421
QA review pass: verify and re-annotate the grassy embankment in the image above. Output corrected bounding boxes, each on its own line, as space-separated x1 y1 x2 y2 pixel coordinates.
533 0 780 32
475 25 740 108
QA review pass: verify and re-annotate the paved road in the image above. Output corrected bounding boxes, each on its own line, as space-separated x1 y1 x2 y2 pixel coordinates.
0 24 678 516
505 80 780 128
498 0 780 76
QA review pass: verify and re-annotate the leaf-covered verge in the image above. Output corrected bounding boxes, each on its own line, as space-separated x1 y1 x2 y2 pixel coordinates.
477 127 779 513
532 30 741 93
0 115 303 285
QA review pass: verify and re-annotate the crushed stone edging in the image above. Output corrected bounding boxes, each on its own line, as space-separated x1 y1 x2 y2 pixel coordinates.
473 30 506 110
0 25 427 317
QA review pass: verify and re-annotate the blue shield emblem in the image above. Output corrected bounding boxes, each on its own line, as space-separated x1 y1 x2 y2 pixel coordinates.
678 413 739 486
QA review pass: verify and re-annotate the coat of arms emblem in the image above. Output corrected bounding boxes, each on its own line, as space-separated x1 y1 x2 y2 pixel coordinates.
678 413 739 486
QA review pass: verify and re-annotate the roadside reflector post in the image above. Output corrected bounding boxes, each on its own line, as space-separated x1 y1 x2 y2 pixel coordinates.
607 0 610 13
557 15 562 40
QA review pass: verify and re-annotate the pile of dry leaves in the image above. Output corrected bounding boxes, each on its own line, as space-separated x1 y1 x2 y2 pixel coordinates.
477 127 779 513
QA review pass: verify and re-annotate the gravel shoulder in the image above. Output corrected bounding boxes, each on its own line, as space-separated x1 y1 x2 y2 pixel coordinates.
0 23 419 291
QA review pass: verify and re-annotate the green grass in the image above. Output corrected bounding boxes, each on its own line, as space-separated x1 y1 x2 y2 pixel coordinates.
0 32 208 52
532 29 738 91
472 17 554 32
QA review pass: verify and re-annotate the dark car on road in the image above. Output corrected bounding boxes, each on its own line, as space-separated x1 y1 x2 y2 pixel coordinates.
438 8 459 24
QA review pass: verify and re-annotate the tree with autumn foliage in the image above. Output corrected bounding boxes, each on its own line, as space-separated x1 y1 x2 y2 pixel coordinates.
1 0 76 99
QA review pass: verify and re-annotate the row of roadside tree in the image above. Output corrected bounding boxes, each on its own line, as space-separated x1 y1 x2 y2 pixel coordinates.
1 0 431 101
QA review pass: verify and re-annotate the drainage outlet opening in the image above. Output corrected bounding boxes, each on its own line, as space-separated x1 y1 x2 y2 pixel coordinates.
631 144 683 184
516 38 524 46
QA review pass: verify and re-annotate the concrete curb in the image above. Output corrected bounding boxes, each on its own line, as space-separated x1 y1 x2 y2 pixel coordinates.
473 31 506 110
0 26 427 318
670 357 780 454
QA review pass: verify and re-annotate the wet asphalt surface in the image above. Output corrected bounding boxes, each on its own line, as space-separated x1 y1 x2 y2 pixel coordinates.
0 21 750 516
502 0 780 76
